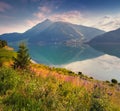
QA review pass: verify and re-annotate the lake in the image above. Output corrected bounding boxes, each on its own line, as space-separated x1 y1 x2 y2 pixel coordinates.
11 43 120 81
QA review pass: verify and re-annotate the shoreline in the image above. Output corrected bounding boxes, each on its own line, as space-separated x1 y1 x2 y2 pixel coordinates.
31 59 38 64
63 54 120 81
30 54 120 82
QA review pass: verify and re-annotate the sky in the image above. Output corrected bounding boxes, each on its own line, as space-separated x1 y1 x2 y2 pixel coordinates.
0 0 120 34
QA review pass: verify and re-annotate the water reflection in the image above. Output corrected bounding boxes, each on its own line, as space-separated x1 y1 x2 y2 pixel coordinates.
28 44 103 65
9 43 120 81
90 44 120 58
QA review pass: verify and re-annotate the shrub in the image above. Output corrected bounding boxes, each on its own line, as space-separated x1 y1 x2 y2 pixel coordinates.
90 77 93 79
109 83 114 87
0 67 19 95
105 80 110 83
78 72 82 75
111 79 118 84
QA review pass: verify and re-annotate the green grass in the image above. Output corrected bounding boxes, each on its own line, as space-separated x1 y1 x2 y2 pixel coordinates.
0 67 120 111
0 48 16 66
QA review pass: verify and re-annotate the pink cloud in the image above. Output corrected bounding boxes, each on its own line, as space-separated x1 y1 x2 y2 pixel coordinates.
0 2 12 12
26 10 88 29
93 15 120 31
32 6 52 20
38 6 51 13
49 11 85 24
26 19 42 27
0 25 29 34
24 6 52 28
34 12 46 19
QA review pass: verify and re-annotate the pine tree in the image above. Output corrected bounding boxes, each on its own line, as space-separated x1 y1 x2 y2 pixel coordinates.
0 39 7 48
13 43 31 69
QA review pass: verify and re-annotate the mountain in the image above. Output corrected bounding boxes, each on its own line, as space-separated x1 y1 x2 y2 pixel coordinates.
23 19 53 39
0 33 22 42
89 28 120 44
68 24 105 42
0 19 105 44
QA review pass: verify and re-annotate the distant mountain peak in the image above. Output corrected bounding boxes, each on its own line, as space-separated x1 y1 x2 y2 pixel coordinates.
41 19 52 24
89 27 120 44
44 19 51 22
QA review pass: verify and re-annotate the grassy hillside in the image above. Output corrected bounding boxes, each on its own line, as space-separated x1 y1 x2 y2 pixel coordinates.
0 64 120 111
0 46 16 66
0 45 120 111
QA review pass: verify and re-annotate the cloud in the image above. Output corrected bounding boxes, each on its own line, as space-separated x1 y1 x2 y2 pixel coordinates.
0 2 12 12
26 10 92 29
38 6 51 13
49 11 86 24
33 6 52 19
26 19 41 27
26 9 120 32
34 12 46 20
0 25 29 34
50 13 120 31
93 15 120 31
26 6 52 27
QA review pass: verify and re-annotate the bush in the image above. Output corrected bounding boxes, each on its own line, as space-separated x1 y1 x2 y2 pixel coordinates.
105 80 110 83
90 77 93 79
78 72 82 75
111 79 118 84
0 67 19 95
109 83 114 87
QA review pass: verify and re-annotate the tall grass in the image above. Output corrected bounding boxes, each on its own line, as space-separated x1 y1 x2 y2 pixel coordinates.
0 67 119 111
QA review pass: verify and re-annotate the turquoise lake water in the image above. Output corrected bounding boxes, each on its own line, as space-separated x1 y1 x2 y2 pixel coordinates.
28 44 103 65
10 43 120 81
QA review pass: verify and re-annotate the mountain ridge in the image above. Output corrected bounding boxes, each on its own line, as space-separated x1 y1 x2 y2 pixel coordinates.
89 28 120 44
0 19 105 44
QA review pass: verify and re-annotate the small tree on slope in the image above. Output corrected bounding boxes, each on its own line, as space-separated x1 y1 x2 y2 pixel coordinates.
13 43 31 69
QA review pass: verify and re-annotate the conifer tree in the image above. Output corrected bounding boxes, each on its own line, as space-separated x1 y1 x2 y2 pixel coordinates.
13 43 31 69
0 40 7 48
